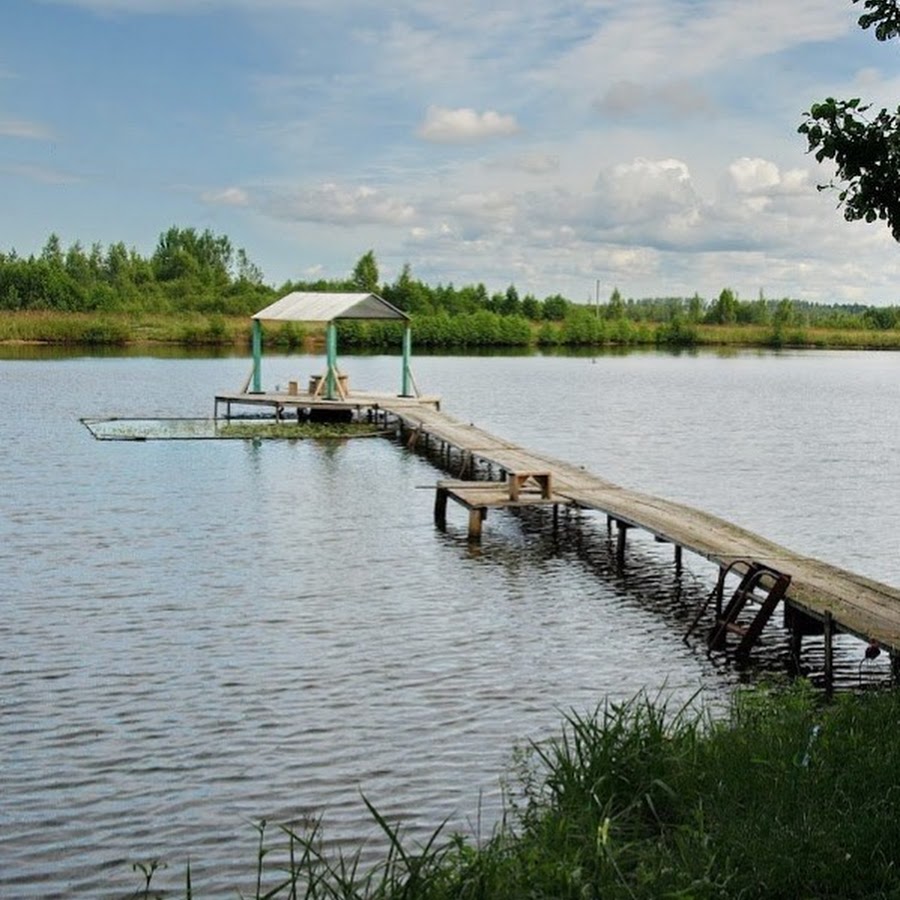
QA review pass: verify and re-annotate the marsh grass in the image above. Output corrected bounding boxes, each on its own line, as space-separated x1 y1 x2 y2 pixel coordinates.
130 683 900 899
218 421 385 440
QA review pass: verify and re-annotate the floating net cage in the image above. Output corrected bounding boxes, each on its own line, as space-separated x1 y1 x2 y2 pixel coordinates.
80 416 389 441
81 417 235 441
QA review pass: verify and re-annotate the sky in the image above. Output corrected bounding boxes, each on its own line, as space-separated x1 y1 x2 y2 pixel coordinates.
2 0 899 305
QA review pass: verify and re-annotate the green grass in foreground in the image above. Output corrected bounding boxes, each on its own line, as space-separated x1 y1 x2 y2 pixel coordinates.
132 682 900 899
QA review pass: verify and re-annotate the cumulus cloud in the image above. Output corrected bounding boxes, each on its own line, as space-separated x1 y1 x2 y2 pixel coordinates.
592 158 702 228
0 118 54 140
417 106 520 143
726 158 810 196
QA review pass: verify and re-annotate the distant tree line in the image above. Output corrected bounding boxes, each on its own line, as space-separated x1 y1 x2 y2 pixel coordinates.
2 231 899 334
0 227 272 315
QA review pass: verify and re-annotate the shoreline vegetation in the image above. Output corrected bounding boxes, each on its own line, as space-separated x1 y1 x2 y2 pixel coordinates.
133 682 900 899
2 229 900 352
6 308 900 353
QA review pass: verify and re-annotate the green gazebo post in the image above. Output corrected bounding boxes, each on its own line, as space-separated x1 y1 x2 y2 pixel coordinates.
325 321 339 400
401 324 413 397
251 318 263 393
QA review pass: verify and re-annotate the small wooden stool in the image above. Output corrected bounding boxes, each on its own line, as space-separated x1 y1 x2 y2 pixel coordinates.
507 471 552 501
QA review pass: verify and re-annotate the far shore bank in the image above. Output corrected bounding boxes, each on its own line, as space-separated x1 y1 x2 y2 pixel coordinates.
3 309 900 352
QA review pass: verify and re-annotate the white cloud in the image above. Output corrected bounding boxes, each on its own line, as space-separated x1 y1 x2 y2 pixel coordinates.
417 106 520 143
545 0 852 91
262 182 416 226
592 158 701 229
594 80 716 119
1 163 80 184
726 158 811 199
484 152 560 175
0 118 54 140
201 186 251 206
728 158 781 193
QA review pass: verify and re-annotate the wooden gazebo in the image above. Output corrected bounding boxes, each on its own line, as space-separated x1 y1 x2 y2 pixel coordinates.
249 291 414 399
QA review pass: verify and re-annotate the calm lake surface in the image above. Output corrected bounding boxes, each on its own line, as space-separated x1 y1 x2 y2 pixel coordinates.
2 348 899 897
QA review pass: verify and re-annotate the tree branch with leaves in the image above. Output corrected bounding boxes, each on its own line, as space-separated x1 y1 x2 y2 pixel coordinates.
799 0 900 239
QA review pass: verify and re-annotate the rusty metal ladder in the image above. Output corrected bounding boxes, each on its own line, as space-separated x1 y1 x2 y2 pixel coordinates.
705 560 792 657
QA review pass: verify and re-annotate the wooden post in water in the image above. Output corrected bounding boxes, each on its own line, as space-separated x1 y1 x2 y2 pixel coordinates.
674 545 683 575
468 507 486 541
823 611 834 693
715 567 725 617
434 486 448 529
616 520 628 565
790 627 803 671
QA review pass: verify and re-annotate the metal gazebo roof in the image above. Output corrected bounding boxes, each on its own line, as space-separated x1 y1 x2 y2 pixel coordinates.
252 292 409 323
248 291 415 399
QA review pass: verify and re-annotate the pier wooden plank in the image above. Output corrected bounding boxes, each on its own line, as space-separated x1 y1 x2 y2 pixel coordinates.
217 387 900 654
380 397 900 653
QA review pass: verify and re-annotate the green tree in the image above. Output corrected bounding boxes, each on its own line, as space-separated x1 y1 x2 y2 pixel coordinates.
799 0 900 239
500 284 521 316
705 288 739 324
352 250 379 293
687 292 704 323
152 226 231 285
235 248 263 285
521 293 542 320
41 233 63 267
606 287 625 319
543 293 569 320
773 298 797 329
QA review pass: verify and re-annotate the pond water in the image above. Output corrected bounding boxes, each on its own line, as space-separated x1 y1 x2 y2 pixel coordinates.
2 348 899 898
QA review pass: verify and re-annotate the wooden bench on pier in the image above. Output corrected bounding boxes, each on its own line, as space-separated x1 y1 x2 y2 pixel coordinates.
507 470 552 501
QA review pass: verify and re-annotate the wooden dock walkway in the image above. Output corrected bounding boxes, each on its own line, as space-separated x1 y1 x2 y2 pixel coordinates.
216 387 900 672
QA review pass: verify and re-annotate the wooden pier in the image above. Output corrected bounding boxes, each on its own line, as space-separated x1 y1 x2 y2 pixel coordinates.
215 386 900 679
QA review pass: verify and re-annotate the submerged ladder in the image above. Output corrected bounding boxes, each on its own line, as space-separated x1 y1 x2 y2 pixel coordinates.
685 559 792 657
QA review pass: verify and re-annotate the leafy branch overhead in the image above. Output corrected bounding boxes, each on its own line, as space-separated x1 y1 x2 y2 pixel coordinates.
799 0 900 240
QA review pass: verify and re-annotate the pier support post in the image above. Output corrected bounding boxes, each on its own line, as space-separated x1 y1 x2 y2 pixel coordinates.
789 628 803 672
434 486 449 529
823 611 834 693
715 567 725 617
616 521 629 565
674 545 682 575
468 507 486 542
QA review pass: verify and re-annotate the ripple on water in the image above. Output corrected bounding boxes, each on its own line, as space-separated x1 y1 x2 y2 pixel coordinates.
2 352 898 897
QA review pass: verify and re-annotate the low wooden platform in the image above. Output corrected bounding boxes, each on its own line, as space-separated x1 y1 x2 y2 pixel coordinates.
214 389 441 420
